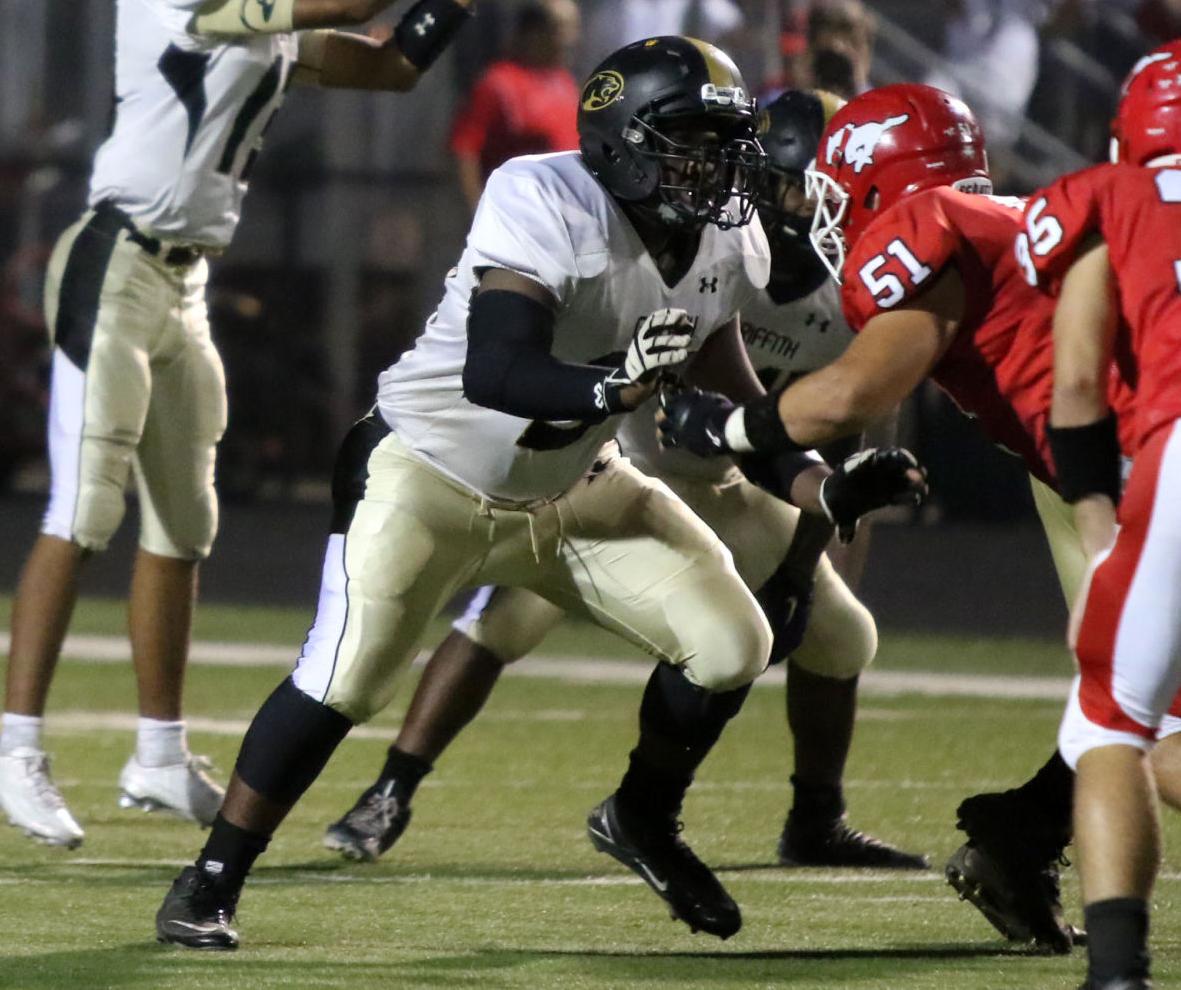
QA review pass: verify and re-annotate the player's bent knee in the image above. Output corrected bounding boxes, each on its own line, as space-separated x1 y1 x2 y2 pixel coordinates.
792 563 877 679
676 589 772 693
455 587 561 664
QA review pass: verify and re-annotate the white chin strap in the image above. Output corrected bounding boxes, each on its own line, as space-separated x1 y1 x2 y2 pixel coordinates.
805 168 848 285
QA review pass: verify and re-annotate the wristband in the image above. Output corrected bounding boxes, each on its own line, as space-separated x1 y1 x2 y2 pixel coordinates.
1046 413 1122 504
192 0 295 36
729 389 807 454
393 0 472 71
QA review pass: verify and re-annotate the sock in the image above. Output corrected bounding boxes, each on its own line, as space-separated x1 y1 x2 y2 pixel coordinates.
616 664 751 820
790 776 845 823
136 717 187 768
1011 749 1074 838
0 713 43 754
616 750 694 822
196 813 271 892
1084 897 1150 984
379 746 432 802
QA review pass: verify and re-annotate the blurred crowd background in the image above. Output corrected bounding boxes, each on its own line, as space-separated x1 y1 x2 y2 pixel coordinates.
0 0 1174 519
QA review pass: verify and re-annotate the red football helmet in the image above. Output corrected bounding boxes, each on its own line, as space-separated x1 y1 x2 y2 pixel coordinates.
1111 40 1181 166
805 83 991 281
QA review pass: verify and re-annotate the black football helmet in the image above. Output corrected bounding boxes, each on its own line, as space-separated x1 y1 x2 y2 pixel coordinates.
578 36 764 230
756 89 845 279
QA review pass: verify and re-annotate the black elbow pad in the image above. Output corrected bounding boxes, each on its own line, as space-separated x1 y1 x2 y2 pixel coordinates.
463 289 555 408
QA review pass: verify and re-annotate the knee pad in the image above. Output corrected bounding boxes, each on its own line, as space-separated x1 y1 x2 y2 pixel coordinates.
679 600 771 693
454 586 563 663
139 487 218 560
65 476 129 552
236 677 353 804
791 558 877 680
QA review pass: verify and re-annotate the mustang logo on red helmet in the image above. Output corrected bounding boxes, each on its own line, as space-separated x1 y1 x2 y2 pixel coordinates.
824 114 910 174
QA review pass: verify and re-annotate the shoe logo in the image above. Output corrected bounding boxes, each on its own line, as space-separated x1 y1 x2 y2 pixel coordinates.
637 861 669 893
170 920 222 934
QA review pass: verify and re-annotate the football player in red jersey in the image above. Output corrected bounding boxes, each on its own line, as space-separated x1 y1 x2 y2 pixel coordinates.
657 81 1142 953
1016 40 1181 990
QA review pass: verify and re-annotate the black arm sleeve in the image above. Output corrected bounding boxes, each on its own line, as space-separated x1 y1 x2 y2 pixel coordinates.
737 450 826 503
462 290 613 422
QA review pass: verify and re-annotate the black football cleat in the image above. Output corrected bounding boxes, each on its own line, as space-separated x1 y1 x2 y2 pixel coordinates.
587 794 741 940
1077 978 1152 990
946 790 1079 954
778 812 930 870
156 866 240 950
323 779 412 863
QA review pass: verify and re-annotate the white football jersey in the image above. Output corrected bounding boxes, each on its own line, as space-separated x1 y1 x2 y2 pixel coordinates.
378 151 770 502
619 276 852 480
88 0 297 247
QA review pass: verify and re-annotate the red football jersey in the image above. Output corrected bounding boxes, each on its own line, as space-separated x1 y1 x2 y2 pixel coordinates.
840 187 1062 484
449 62 580 181
1023 163 1181 453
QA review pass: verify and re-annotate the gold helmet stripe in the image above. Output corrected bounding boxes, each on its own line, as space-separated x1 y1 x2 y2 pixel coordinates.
809 89 848 125
684 36 742 89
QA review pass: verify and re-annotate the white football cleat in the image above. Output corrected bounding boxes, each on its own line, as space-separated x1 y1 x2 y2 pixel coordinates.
0 747 85 848
118 754 224 827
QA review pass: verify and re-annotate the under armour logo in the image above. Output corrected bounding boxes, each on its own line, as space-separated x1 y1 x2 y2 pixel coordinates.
699 276 718 294
414 12 436 35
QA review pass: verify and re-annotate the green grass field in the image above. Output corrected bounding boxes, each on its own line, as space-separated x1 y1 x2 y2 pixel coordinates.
1 598 1179 990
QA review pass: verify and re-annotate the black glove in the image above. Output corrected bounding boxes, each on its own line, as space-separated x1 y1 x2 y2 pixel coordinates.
656 387 735 457
819 447 928 543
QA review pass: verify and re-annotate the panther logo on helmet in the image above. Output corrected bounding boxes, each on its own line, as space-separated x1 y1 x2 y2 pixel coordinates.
582 70 625 112
825 114 910 174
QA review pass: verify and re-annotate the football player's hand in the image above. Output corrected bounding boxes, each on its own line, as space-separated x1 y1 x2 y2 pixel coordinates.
819 447 927 543
656 386 735 457
601 308 695 411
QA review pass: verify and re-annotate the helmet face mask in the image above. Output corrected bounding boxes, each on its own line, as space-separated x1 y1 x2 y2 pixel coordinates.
631 113 765 229
578 37 766 231
805 167 849 283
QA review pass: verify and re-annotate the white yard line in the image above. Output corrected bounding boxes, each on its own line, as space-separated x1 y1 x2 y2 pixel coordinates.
0 631 1072 701
34 859 1181 888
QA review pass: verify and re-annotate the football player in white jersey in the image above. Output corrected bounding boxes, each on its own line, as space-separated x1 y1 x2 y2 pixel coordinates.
153 39 926 950
0 0 475 849
320 90 928 884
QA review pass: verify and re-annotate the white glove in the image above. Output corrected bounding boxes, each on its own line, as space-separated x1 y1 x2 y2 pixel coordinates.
598 308 697 413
